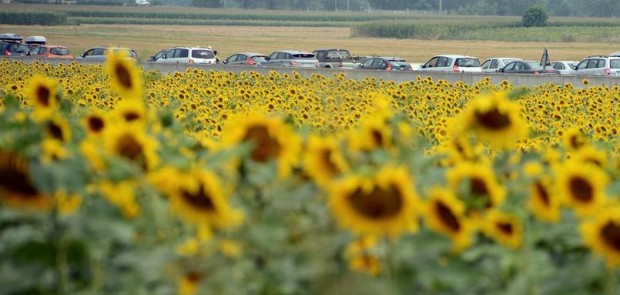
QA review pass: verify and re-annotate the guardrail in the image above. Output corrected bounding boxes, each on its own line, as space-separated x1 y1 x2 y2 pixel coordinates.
4 57 619 88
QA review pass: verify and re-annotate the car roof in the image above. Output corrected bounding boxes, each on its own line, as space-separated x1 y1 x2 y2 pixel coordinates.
233 52 266 56
273 50 313 54
376 56 406 61
432 54 478 59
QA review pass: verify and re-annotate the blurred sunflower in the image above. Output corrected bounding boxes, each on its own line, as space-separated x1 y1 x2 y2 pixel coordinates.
446 161 506 218
26 75 59 121
103 122 160 171
303 134 348 187
569 145 608 168
554 160 609 218
457 91 528 149
328 165 420 238
482 210 523 249
562 127 588 151
424 187 475 252
164 168 243 228
177 271 201 295
348 116 392 152
45 116 72 142
348 253 381 277
0 149 52 210
98 180 141 219
105 50 143 100
113 98 148 125
580 205 620 268
83 111 107 137
528 177 561 223
221 112 301 178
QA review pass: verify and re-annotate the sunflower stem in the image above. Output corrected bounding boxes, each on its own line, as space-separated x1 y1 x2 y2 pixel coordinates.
52 203 68 295
606 268 617 295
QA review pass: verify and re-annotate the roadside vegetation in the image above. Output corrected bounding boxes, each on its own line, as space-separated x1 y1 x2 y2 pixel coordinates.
3 4 620 43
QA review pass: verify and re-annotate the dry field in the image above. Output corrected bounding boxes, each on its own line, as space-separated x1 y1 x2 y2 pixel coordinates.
1 24 618 63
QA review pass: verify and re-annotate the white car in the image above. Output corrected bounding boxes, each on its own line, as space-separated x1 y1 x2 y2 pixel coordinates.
419 55 482 73
550 61 578 75
574 56 620 76
155 47 217 64
480 57 523 73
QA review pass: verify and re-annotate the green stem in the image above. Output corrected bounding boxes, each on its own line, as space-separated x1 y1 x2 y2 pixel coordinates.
52 205 67 295
606 268 617 295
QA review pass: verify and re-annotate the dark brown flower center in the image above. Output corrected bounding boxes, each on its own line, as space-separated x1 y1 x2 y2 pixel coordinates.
0 151 39 197
123 111 141 122
347 183 404 220
242 125 281 163
115 63 133 89
470 177 492 209
601 221 620 251
88 116 105 133
116 133 146 169
496 221 514 235
534 181 550 207
320 148 340 176
569 176 593 203
371 129 384 147
435 201 461 232
47 121 64 141
181 185 215 212
474 108 511 130
36 85 51 107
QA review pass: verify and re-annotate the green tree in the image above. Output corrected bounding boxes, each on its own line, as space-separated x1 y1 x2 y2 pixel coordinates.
522 5 548 27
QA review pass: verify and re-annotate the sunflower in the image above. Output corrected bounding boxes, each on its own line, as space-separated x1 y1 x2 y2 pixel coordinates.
482 210 523 249
26 75 59 121
83 111 107 137
348 253 381 277
45 116 71 142
580 205 620 268
569 145 608 168
456 91 529 149
348 116 392 152
221 112 301 179
105 50 143 100
98 180 141 219
528 177 561 223
177 271 201 295
0 149 52 211
424 187 475 252
164 168 243 228
113 98 148 125
103 122 160 171
562 127 588 151
446 161 506 218
554 160 609 218
303 134 349 187
328 165 420 238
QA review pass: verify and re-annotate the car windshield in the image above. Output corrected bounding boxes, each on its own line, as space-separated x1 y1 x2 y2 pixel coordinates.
337 50 351 59
292 53 316 59
455 58 480 67
192 50 215 59
610 59 620 69
390 61 409 67
50 47 70 55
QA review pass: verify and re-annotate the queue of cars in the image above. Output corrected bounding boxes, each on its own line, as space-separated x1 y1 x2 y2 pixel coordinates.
4 32 620 77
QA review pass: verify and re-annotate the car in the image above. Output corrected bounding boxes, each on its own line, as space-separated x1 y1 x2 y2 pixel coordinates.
419 55 482 73
80 46 137 61
0 33 30 57
265 50 319 68
155 46 217 64
28 45 73 59
573 56 620 76
550 60 578 75
222 52 269 66
357 56 413 71
480 57 523 73
498 60 560 75
312 48 364 69
147 48 170 62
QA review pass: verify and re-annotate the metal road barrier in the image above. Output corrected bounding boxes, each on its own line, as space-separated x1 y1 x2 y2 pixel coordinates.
4 57 619 88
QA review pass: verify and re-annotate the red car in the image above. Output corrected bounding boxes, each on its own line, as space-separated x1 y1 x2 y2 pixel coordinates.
28 45 73 59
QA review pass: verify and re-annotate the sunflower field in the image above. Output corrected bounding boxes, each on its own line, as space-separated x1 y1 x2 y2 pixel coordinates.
0 56 619 295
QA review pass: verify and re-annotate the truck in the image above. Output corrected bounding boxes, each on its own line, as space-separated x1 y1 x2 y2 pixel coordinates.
312 48 365 69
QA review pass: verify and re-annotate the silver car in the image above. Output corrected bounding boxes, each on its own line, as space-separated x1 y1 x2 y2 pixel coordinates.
80 46 137 61
480 57 523 73
265 50 319 68
550 61 578 75
419 55 482 73
223 52 269 66
574 56 620 76
155 47 217 64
